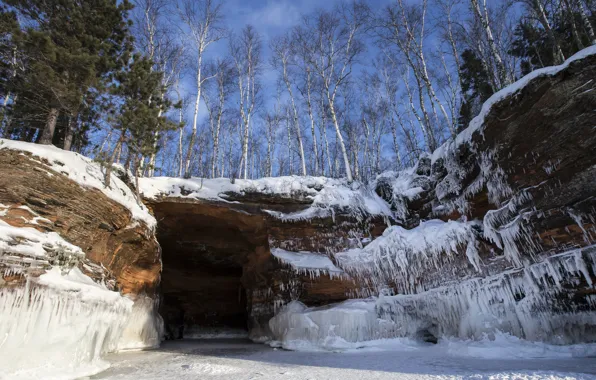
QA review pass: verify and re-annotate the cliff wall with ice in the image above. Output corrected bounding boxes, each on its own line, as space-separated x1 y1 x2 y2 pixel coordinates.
267 46 596 348
0 46 595 377
0 141 163 378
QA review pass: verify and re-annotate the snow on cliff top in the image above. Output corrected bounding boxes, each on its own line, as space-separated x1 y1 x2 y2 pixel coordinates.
431 45 596 163
0 139 156 228
140 176 392 220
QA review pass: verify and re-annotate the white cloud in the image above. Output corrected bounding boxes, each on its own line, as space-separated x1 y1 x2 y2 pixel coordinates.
249 0 302 28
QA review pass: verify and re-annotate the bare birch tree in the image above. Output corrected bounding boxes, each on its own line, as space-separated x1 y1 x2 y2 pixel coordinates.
178 0 225 178
293 1 370 182
470 0 510 88
202 59 234 178
270 34 307 176
230 25 262 180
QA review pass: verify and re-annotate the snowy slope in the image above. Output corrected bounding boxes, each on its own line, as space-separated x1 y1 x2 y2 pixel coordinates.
0 139 156 228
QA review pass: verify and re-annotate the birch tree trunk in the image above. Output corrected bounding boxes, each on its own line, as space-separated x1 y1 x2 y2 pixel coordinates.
532 0 566 63
184 53 203 178
321 96 332 177
326 93 353 182
563 0 585 50
283 68 306 176
577 0 596 45
470 0 509 88
305 69 319 175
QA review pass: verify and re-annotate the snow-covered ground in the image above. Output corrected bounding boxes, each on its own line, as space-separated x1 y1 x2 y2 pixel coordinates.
91 339 596 380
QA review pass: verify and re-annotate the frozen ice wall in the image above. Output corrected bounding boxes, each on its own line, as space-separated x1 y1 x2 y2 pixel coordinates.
335 219 482 293
117 295 164 351
269 246 596 349
0 270 133 379
0 218 160 378
268 300 384 351
377 245 596 344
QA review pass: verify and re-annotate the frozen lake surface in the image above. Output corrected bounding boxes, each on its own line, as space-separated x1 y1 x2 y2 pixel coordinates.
90 339 596 380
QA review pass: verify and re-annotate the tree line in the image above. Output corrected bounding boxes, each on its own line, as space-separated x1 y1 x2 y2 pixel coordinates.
0 0 594 184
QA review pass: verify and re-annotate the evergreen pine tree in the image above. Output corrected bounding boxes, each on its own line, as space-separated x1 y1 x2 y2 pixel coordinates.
4 0 133 146
457 49 494 132
104 54 175 192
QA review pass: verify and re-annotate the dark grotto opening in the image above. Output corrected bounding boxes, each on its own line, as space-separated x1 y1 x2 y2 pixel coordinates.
150 201 268 339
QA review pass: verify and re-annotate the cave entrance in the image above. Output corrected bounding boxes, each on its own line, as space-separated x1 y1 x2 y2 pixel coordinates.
152 201 267 339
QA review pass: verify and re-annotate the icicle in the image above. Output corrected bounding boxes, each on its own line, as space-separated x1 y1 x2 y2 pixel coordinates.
567 208 592 244
270 247 347 280
335 220 482 294
117 295 164 351
0 274 133 378
269 245 596 349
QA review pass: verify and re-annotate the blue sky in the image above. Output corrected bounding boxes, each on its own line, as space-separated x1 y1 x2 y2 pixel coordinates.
179 0 392 124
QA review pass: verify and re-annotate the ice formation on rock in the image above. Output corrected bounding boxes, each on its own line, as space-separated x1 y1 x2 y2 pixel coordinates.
377 245 596 344
269 246 596 349
268 300 382 350
0 269 133 379
373 166 429 222
0 220 84 274
117 295 164 351
335 219 482 293
271 247 345 279
0 218 157 377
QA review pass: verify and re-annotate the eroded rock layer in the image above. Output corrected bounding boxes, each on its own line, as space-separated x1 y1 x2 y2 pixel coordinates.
0 149 161 295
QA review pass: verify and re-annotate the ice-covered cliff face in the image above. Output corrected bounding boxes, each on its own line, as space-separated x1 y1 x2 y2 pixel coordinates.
266 47 596 349
0 219 130 379
0 46 595 380
0 142 163 379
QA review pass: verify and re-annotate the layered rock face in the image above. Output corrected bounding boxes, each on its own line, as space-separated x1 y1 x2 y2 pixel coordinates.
0 142 163 376
371 49 596 289
0 148 161 295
